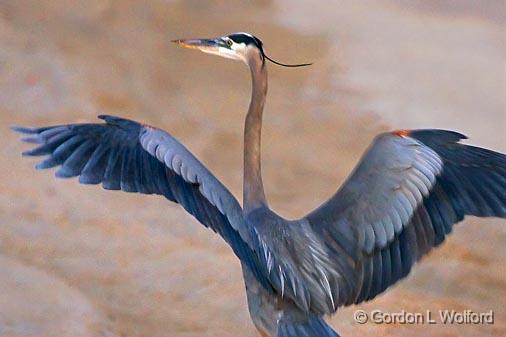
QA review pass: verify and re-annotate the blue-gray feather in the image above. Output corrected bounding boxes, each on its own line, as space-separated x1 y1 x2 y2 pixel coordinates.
13 118 506 335
13 115 271 289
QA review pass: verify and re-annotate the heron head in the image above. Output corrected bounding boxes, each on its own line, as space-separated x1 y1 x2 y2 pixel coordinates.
173 32 311 67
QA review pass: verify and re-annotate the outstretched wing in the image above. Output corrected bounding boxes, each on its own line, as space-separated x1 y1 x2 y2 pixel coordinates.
248 130 505 316
295 129 505 313
13 115 265 282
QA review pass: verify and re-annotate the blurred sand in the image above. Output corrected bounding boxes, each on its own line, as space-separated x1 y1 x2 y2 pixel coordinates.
0 1 505 336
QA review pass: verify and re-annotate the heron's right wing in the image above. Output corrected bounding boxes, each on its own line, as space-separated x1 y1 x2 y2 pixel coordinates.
297 130 505 313
13 115 266 282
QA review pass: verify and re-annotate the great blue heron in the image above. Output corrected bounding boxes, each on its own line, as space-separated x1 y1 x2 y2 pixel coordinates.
13 32 506 337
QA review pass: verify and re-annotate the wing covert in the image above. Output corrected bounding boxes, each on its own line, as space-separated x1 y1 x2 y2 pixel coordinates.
303 130 505 310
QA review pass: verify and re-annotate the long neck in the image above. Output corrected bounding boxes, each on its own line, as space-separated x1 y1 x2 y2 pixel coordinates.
243 56 268 212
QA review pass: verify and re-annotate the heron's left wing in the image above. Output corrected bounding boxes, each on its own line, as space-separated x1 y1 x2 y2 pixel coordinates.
13 115 267 284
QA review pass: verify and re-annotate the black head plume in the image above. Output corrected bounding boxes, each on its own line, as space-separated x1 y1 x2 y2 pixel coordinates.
262 53 312 68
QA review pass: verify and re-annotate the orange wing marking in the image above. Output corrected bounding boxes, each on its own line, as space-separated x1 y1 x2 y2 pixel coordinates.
392 129 411 138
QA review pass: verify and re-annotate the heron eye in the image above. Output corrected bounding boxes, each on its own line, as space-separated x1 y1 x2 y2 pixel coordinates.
226 39 233 47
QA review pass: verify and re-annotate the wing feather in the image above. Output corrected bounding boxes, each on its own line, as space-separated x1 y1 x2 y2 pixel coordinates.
13 115 270 288
265 130 506 314
16 120 506 317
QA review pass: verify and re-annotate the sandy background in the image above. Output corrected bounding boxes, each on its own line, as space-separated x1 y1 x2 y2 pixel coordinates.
0 1 505 336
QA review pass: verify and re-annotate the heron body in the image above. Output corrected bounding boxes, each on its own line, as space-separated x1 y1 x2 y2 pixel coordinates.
13 32 506 337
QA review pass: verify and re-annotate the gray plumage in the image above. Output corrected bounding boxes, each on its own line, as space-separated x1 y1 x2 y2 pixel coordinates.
13 32 506 337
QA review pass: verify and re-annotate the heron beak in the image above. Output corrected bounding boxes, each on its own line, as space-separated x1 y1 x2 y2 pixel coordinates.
172 38 226 52
172 37 241 61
